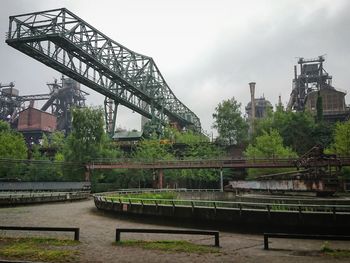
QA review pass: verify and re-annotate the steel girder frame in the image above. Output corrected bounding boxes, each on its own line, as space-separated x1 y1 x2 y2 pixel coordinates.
5 8 202 134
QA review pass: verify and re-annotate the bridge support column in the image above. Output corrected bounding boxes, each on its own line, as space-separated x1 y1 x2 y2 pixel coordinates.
158 169 164 189
84 168 91 182
104 97 118 136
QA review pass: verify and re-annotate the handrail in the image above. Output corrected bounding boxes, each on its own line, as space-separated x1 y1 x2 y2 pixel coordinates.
96 195 350 214
94 188 220 196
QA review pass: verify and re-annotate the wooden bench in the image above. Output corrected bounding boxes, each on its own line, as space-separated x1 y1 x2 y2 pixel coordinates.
116 228 220 247
264 233 350 250
0 226 80 241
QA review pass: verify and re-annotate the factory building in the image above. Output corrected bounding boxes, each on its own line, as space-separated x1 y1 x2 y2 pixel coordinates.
245 97 273 119
17 106 57 145
304 88 348 122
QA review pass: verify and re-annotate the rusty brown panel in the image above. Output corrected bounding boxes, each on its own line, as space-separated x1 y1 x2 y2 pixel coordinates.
227 179 333 192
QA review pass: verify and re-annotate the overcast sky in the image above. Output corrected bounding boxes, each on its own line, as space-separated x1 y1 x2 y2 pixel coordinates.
1 0 349 135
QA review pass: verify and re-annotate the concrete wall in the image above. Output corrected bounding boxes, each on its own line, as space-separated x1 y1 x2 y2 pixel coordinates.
94 197 350 234
0 192 90 206
0 181 91 191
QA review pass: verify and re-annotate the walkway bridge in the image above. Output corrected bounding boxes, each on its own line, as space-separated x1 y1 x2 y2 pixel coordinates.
86 157 350 170
6 8 201 134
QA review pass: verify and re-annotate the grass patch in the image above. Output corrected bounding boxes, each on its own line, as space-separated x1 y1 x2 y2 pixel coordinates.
320 241 350 258
116 240 220 254
324 250 350 258
109 192 177 200
0 236 79 262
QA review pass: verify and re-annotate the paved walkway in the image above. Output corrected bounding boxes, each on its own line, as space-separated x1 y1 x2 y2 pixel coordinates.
0 199 349 262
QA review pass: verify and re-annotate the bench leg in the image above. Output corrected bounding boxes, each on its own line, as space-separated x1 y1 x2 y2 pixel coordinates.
264 235 269 250
74 229 80 241
116 230 121 242
215 233 220 247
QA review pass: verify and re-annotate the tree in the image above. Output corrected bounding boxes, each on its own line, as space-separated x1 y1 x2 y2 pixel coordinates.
0 123 27 178
0 131 27 160
42 131 65 151
212 97 248 145
134 137 174 161
244 129 297 178
245 129 297 159
0 120 11 133
330 120 350 156
316 91 323 123
64 107 106 163
63 107 122 182
254 108 319 154
162 128 224 188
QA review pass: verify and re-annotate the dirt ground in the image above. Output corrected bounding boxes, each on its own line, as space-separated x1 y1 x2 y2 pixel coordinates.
0 199 349 263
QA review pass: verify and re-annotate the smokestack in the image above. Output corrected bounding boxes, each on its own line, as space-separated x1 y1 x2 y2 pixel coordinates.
278 95 282 108
249 82 256 120
249 82 256 135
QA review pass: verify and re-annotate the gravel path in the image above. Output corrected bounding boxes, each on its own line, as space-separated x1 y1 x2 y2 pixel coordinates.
0 199 349 262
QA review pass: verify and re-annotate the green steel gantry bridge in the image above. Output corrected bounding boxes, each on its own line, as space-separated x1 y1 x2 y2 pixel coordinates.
6 8 201 135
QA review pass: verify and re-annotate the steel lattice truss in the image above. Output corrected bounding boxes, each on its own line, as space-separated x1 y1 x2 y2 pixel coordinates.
6 8 201 133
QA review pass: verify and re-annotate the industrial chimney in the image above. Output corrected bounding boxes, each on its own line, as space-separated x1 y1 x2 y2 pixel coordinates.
249 82 256 135
249 82 256 119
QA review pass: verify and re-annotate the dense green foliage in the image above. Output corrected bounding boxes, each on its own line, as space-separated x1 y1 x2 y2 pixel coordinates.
0 120 27 160
0 121 27 178
1 101 348 189
108 192 177 201
254 108 333 154
212 97 248 145
0 237 79 262
64 107 123 183
316 91 323 122
64 107 106 162
0 120 11 133
116 240 220 254
328 120 350 156
245 129 298 178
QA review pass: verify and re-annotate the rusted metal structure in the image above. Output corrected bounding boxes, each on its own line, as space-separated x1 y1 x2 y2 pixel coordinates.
6 8 201 136
18 106 57 144
0 77 87 134
86 156 349 171
40 77 88 133
86 146 350 193
227 145 344 195
287 56 349 122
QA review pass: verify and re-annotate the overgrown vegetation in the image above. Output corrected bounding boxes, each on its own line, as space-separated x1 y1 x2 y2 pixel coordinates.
244 129 298 178
108 192 177 201
115 240 220 254
1 99 349 188
0 237 79 262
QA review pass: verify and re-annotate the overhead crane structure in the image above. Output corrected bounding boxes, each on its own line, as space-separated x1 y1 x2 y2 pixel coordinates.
6 8 202 135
